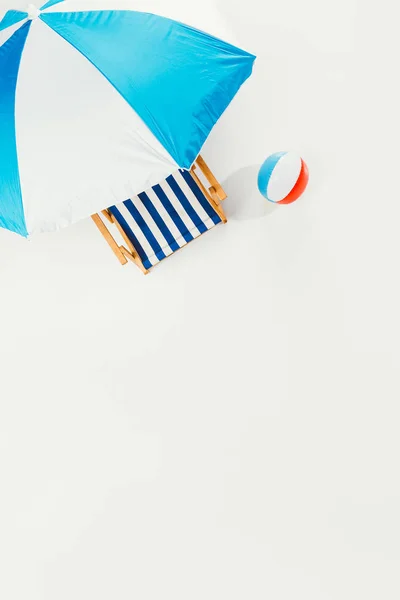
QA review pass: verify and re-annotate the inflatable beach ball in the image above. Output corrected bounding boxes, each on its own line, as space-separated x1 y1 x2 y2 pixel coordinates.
258 152 309 204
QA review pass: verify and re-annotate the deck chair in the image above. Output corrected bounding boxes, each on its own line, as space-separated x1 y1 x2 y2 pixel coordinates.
92 156 227 274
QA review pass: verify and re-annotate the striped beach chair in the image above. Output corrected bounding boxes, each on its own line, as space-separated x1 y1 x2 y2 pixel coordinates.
92 156 227 273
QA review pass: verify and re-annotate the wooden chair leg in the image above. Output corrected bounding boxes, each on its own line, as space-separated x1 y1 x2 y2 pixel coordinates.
101 209 114 224
190 170 227 224
92 213 149 273
196 155 227 202
91 214 128 266
209 187 228 224
121 246 150 275
110 217 150 275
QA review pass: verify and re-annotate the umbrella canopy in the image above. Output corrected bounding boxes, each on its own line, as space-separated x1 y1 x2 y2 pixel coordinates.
0 0 255 237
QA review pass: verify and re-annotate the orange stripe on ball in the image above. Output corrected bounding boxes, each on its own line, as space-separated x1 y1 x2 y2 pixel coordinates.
278 159 309 205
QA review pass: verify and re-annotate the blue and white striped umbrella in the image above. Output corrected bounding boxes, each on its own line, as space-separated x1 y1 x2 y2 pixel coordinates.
0 0 255 237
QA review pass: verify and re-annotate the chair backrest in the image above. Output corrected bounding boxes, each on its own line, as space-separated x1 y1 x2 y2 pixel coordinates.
109 169 222 270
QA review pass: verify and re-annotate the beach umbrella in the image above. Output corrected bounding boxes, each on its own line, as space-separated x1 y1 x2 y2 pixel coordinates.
0 0 255 237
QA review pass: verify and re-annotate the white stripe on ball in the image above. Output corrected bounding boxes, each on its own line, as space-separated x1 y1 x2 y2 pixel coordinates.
267 151 302 203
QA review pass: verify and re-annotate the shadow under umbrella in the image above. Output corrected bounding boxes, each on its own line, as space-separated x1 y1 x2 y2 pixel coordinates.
222 165 278 221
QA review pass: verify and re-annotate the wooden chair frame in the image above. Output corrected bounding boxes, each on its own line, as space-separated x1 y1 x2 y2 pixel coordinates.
92 155 227 274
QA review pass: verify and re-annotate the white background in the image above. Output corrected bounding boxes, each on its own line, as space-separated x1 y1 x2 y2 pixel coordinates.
1 0 400 598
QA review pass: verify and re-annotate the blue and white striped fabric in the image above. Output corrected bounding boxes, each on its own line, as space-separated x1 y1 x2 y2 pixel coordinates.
0 0 255 237
109 169 222 270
